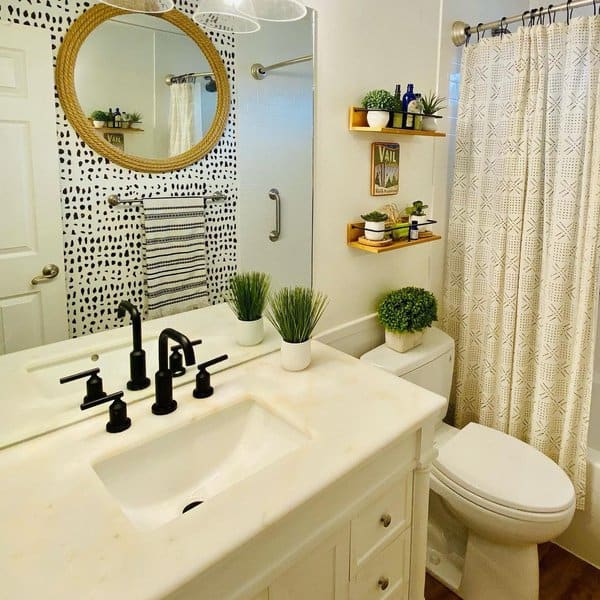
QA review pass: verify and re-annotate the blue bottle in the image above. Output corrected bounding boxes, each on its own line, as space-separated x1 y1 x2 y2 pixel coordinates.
402 83 416 129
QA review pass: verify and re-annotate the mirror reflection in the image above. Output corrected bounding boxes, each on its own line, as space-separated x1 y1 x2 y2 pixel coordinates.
74 14 218 159
0 9 314 361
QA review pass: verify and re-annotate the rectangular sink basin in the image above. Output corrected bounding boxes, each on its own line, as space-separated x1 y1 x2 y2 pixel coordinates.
93 398 309 530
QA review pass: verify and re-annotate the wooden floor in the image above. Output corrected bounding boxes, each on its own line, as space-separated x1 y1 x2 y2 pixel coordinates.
424 543 600 600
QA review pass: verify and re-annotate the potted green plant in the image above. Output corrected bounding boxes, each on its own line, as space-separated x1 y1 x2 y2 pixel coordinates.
227 271 271 346
267 287 328 371
378 287 437 353
128 111 143 129
361 210 388 241
420 91 446 132
405 200 429 229
361 89 396 128
90 110 108 129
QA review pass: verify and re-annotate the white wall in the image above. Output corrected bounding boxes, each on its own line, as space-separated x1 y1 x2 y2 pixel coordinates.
236 14 314 291
307 0 528 331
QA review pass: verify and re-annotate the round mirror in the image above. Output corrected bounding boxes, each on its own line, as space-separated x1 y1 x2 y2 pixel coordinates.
56 5 230 173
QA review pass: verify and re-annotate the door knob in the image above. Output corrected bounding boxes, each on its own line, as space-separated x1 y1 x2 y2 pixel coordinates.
31 263 60 285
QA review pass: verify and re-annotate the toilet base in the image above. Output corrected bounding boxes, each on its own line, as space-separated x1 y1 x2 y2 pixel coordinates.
459 532 539 600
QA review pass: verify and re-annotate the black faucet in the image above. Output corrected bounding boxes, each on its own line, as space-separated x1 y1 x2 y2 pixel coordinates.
117 300 151 391
152 328 196 415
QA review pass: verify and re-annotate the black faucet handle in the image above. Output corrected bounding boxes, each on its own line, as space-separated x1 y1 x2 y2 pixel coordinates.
171 338 203 352
193 354 229 399
198 354 228 371
170 339 203 377
59 367 100 384
80 391 131 433
60 368 107 404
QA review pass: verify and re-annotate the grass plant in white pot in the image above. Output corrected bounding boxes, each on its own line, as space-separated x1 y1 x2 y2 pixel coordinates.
227 271 271 346
377 287 437 353
420 91 446 132
267 287 328 371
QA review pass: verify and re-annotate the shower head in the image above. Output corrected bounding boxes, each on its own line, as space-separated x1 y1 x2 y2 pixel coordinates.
204 76 217 93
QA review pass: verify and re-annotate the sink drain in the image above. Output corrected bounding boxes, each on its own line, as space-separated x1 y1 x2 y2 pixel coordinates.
182 500 204 514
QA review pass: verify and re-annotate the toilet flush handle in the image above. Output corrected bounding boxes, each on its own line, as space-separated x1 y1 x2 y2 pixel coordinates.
380 513 392 528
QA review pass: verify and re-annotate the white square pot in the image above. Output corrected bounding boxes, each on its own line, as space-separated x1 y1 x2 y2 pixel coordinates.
385 329 424 353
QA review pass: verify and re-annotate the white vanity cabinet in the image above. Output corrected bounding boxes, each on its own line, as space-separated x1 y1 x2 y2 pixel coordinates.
251 473 414 600
176 427 435 600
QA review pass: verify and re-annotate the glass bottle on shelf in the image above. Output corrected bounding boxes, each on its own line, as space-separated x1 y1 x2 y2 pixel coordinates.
114 107 122 128
414 94 424 130
392 84 403 128
402 84 416 129
107 107 114 128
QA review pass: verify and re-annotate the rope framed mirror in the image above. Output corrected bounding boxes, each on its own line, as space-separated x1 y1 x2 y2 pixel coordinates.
56 5 230 173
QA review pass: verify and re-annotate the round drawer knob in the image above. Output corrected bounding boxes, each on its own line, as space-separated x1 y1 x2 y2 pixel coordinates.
380 513 392 528
378 576 390 591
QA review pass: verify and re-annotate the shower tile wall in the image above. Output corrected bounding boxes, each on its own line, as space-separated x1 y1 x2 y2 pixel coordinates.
0 0 238 337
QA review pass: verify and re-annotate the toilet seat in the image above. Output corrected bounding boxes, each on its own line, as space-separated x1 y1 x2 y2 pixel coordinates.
433 423 575 521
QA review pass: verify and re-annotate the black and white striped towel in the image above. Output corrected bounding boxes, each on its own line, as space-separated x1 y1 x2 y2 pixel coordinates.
143 197 210 319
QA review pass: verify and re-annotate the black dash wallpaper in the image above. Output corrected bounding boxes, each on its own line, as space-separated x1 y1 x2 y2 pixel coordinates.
0 0 238 337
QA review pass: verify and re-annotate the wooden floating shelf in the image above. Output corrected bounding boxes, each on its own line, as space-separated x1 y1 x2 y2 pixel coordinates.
348 107 446 137
347 222 441 254
94 127 144 133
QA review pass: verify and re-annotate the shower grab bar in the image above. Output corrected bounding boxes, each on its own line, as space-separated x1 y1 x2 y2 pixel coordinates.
251 55 312 80
269 188 281 242
107 192 226 207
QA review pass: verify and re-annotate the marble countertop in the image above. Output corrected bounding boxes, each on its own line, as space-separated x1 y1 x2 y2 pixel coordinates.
0 341 445 599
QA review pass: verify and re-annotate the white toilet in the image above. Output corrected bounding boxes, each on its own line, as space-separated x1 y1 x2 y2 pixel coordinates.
361 327 576 600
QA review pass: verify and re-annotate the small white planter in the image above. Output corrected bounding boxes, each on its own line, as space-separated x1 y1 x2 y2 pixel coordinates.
235 317 264 347
281 340 311 371
92 120 106 129
385 329 424 353
364 220 386 241
366 110 390 128
422 116 438 131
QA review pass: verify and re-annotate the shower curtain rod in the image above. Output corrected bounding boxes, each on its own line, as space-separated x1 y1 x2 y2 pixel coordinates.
250 54 312 80
164 71 214 85
452 0 597 46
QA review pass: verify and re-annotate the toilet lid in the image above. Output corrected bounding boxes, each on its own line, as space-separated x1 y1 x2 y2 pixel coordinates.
434 423 574 513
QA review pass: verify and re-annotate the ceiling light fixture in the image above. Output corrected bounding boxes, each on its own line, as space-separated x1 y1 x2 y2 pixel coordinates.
193 0 261 34
235 0 307 22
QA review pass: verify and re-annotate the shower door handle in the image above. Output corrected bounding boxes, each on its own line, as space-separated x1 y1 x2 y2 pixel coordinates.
269 188 281 242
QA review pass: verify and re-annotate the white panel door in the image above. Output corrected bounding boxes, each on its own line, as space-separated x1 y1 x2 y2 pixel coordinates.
0 22 67 354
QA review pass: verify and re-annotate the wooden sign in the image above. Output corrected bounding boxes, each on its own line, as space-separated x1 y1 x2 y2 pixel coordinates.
371 142 399 196
103 132 124 151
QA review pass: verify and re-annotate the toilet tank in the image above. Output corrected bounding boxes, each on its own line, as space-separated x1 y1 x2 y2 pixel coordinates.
360 327 455 417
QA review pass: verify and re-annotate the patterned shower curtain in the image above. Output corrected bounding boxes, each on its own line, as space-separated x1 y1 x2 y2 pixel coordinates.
442 17 600 508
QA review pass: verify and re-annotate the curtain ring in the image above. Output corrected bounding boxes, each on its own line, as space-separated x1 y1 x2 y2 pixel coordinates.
567 0 573 24
465 31 471 47
522 10 530 26
529 8 538 26
547 4 555 24
500 16 508 38
594 0 597 16
537 6 545 25
476 22 484 42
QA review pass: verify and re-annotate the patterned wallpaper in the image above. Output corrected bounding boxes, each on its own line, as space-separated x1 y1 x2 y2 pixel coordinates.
0 0 238 337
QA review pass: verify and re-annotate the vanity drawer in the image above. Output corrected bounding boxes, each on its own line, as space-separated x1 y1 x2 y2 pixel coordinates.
350 473 412 574
349 530 410 600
